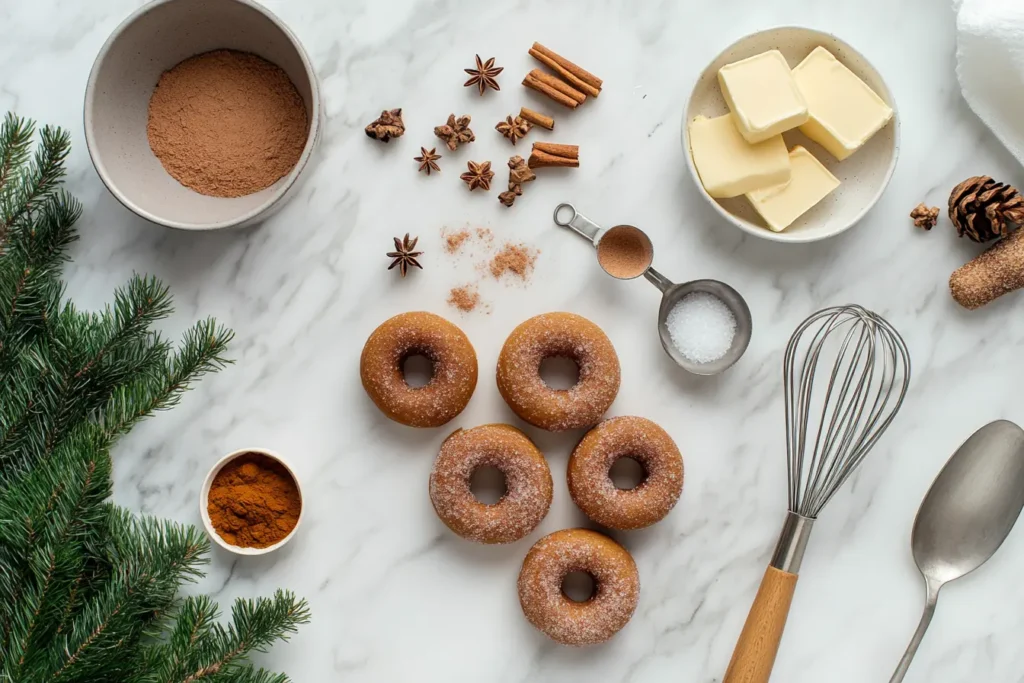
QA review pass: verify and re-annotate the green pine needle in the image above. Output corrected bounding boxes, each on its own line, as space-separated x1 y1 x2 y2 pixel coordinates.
0 112 306 683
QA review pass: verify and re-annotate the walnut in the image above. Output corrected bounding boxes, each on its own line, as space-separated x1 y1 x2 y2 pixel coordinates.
910 203 940 231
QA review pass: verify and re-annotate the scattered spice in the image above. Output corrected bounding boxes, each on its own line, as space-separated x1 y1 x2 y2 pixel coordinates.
461 161 495 191
444 229 471 253
520 107 555 131
387 233 423 277
207 452 302 549
496 115 532 145
448 285 481 312
528 43 603 98
464 55 503 95
490 243 539 281
434 114 475 151
414 147 442 175
365 108 405 143
529 141 580 169
147 49 308 198
476 227 493 242
910 203 939 231
499 155 536 208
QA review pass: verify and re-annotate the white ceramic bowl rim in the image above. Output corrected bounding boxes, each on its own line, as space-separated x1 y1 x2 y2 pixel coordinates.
84 0 321 231
200 447 304 555
682 25 901 244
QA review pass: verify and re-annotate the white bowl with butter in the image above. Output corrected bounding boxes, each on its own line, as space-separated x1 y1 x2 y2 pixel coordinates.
682 27 899 243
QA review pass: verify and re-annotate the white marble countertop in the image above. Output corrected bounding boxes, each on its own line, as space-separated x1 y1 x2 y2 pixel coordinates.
5 0 1024 681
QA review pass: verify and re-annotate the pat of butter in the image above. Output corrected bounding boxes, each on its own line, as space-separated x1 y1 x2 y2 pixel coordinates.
746 146 839 232
688 114 790 199
718 50 809 144
792 46 893 161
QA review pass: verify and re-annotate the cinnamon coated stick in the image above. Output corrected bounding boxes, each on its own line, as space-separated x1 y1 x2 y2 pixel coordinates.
526 69 586 104
531 42 603 90
528 149 579 169
532 142 578 160
528 48 601 98
520 107 554 131
522 74 579 109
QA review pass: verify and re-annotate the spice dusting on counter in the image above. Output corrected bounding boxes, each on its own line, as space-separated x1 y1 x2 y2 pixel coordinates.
490 243 539 281
448 285 481 312
207 452 302 548
444 229 471 253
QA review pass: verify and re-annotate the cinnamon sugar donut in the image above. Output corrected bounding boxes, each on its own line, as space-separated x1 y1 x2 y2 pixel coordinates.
568 416 684 530
518 528 639 646
496 313 620 431
360 312 478 428
429 424 553 544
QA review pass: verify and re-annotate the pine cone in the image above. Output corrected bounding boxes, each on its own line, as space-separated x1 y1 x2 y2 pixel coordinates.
948 176 1024 243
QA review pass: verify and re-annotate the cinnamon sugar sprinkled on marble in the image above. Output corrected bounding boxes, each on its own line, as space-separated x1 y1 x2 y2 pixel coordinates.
444 229 471 254
429 424 553 544
447 285 480 312
489 243 539 280
568 416 684 530
497 313 620 431
518 528 639 646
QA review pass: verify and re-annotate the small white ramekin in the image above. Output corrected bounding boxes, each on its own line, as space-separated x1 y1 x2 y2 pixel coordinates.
84 0 322 230
200 447 304 556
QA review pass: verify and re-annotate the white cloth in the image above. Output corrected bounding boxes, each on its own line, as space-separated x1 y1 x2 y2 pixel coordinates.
957 0 1024 167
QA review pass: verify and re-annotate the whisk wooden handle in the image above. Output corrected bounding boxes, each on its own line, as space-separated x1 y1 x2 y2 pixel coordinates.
723 566 798 683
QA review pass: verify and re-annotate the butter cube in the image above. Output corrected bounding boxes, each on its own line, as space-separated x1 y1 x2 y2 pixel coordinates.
792 46 893 161
688 114 790 199
746 146 839 232
718 50 809 144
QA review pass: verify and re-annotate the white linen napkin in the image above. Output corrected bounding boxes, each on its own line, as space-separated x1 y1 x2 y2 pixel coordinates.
956 0 1024 167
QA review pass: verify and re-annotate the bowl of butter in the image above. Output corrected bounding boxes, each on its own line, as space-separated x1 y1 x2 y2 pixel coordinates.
682 27 899 243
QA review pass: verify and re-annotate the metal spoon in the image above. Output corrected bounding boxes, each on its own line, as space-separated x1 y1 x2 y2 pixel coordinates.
552 203 752 375
890 419 1024 683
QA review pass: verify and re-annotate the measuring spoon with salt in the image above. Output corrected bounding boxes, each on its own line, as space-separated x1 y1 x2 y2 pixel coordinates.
553 203 752 375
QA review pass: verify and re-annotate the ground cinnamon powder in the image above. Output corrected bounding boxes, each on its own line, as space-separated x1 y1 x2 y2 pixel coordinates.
147 49 308 198
448 285 480 312
207 452 302 549
489 243 539 280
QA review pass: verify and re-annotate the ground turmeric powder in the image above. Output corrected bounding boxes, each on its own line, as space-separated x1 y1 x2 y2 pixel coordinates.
207 452 301 548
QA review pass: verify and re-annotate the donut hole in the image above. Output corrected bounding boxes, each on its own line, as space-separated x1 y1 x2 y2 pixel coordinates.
539 356 580 390
561 571 597 602
609 457 647 490
401 353 434 388
470 465 507 505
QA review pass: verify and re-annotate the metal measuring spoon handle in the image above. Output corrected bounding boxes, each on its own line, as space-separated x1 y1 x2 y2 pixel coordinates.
553 203 604 243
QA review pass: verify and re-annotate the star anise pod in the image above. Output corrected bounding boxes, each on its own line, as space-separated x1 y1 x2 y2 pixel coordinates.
498 156 536 208
495 115 532 145
387 234 423 277
434 114 475 151
365 108 405 143
463 55 503 95
414 147 441 175
460 161 494 192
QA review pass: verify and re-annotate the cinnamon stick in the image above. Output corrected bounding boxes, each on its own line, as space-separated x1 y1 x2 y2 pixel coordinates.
528 149 579 169
526 69 586 104
532 142 578 160
528 48 601 98
522 74 579 109
520 107 554 131
531 43 603 90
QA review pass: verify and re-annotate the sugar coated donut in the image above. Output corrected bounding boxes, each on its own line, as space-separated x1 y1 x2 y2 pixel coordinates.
518 528 639 646
496 313 620 431
360 312 478 428
429 424 553 544
568 416 683 530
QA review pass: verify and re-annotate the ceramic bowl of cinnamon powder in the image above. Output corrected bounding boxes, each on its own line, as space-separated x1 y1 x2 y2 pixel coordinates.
200 448 304 555
85 0 321 230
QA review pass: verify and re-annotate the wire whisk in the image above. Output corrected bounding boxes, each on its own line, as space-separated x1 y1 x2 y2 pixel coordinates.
785 305 911 518
724 305 911 683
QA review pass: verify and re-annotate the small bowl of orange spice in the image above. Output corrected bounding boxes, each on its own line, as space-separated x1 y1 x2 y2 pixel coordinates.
200 447 304 555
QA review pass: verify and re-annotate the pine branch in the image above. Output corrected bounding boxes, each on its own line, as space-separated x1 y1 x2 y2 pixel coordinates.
101 319 233 439
0 114 36 221
0 121 71 240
